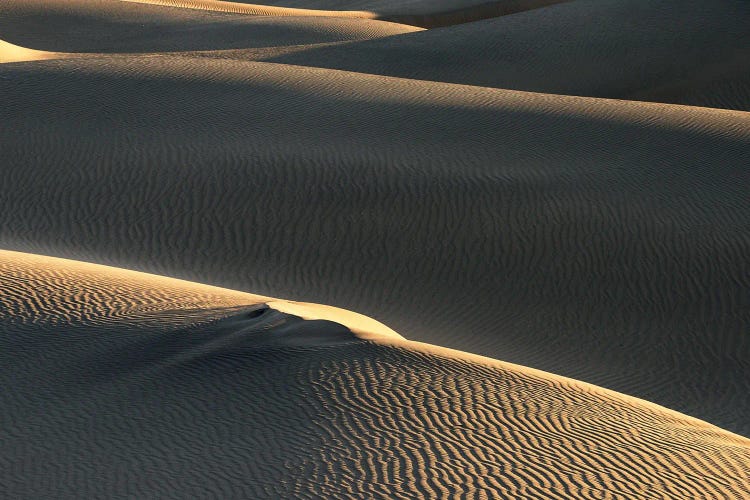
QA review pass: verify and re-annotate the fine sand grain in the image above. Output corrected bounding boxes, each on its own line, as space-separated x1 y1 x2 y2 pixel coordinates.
2 250 749 498
2 54 749 435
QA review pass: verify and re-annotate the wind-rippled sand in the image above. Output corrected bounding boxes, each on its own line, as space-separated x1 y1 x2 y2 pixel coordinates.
2 0 750 496
2 251 749 498
268 0 750 111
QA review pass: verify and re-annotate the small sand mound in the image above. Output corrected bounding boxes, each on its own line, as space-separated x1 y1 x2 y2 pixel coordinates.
0 39 62 63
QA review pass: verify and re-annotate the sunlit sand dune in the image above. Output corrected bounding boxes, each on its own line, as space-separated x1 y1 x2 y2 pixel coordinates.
122 0 376 19
2 54 749 435
2 250 749 498
121 0 568 27
0 0 419 54
0 39 63 63
270 0 750 110
2 0 749 494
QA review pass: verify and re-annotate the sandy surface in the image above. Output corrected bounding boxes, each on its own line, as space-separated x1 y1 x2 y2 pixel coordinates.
3 52 749 436
0 0 418 53
2 0 749 496
2 250 749 498
269 0 750 111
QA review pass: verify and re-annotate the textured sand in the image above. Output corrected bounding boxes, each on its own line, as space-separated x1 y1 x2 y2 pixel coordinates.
2 250 749 498
269 0 750 111
2 0 750 495
2 53 749 435
0 0 419 54
121 0 568 27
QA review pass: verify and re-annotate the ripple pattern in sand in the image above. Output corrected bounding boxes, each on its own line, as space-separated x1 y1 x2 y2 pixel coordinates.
1 56 750 434
2 251 749 498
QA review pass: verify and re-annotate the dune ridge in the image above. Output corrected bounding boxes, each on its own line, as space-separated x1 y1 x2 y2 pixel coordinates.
122 0 569 28
0 0 419 54
2 53 749 435
269 0 750 111
2 1 750 495
121 0 376 19
2 249 749 498
0 39 62 63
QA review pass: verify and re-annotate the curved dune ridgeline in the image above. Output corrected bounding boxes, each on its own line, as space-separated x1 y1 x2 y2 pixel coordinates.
121 0 570 28
0 0 420 54
2 55 749 436
0 39 63 63
269 0 750 111
1 250 749 498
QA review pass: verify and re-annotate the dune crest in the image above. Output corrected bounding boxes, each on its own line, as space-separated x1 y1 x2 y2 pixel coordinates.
0 39 62 63
2 249 750 498
0 250 400 343
122 0 376 18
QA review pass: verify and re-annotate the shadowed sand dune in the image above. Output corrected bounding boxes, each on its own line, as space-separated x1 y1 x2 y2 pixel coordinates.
0 0 419 54
2 250 749 498
269 0 750 111
2 54 749 435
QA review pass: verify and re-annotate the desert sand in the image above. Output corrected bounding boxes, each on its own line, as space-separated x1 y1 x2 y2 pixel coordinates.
2 250 749 497
1 0 749 497
269 0 750 111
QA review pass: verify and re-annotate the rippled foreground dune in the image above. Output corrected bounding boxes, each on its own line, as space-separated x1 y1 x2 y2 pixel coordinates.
2 0 750 497
2 250 749 498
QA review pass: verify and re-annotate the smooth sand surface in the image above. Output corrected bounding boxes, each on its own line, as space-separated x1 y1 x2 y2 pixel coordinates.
2 250 749 498
269 0 750 111
2 53 749 436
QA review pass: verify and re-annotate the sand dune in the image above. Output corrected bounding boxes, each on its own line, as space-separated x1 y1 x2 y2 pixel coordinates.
0 39 63 63
2 250 749 498
2 53 749 435
122 0 375 19
2 0 749 494
269 0 750 111
0 0 418 54
122 0 569 28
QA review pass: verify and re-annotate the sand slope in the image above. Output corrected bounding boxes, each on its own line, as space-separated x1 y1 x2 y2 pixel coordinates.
0 0 418 54
122 0 569 28
2 54 749 435
2 250 749 498
0 40 63 63
269 0 750 111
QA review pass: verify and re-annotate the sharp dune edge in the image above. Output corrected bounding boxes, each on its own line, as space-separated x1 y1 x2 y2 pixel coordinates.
2 250 749 498
122 0 377 19
0 40 62 63
2 0 750 497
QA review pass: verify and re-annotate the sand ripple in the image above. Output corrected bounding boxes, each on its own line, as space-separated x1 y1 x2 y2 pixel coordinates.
2 55 749 435
2 251 749 498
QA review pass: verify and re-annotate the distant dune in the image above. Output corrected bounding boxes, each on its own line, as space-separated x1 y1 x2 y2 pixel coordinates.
2 250 749 498
120 0 569 28
2 51 749 435
269 0 750 111
0 0 419 54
